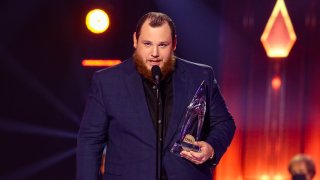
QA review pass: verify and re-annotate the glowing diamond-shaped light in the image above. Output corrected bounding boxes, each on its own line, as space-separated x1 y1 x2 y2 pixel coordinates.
261 0 296 58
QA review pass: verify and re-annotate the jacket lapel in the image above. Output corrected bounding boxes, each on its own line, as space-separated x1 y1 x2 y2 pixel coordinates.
164 61 190 149
124 60 156 148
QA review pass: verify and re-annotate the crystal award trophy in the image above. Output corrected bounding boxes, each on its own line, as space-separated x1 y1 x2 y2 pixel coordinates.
171 80 207 155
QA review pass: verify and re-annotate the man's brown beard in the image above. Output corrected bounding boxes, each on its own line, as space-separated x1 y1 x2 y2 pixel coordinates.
133 51 176 81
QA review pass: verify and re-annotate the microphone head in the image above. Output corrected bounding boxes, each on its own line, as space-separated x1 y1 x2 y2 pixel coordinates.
151 65 161 80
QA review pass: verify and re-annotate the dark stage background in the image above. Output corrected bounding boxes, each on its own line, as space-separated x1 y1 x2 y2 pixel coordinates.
0 0 319 179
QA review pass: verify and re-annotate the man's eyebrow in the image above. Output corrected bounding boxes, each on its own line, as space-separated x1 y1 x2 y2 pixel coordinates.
140 40 171 44
141 40 152 43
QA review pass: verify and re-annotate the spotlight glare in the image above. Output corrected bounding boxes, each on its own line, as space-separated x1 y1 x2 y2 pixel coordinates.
82 59 121 67
1 148 76 180
272 76 282 91
274 174 283 180
86 9 110 34
260 174 270 180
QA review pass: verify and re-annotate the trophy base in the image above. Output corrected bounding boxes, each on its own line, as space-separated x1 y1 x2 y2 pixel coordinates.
170 141 201 156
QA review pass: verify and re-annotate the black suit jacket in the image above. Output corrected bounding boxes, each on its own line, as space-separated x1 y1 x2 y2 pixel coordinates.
77 58 236 180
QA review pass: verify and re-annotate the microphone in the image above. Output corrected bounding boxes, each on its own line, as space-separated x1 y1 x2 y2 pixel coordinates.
151 65 163 180
151 65 161 84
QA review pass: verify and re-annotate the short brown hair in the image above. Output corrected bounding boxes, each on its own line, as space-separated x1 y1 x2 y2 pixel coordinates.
135 12 176 41
288 154 316 178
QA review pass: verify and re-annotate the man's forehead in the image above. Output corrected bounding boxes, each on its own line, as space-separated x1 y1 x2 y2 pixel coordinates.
137 19 173 43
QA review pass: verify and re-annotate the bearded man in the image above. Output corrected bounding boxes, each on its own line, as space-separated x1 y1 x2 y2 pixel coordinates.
77 12 235 180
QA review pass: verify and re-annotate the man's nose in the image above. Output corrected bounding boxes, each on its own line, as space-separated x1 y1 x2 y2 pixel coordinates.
151 46 159 58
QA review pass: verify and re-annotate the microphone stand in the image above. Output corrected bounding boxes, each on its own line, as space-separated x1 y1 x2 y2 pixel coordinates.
153 66 163 180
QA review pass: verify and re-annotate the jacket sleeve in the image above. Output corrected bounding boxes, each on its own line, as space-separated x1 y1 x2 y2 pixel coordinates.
204 67 236 167
77 73 108 180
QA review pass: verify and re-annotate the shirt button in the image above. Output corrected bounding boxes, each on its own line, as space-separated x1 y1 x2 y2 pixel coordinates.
152 85 156 89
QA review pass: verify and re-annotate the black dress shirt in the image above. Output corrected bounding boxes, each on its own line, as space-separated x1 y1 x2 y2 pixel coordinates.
142 75 173 139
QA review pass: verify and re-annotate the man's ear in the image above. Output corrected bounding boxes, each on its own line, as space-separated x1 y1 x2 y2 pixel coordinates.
133 32 137 48
173 35 177 51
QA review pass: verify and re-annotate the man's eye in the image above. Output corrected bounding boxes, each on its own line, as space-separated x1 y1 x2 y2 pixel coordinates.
159 44 168 48
144 42 152 46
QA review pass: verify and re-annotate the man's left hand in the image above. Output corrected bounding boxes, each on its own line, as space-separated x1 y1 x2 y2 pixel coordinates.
180 141 214 165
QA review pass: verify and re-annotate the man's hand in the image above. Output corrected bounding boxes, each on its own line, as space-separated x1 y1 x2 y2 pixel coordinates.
180 141 214 165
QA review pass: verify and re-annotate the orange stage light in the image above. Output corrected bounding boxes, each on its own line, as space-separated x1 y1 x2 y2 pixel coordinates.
272 76 282 91
86 9 110 34
82 59 121 67
261 0 296 58
273 174 284 180
260 174 270 180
